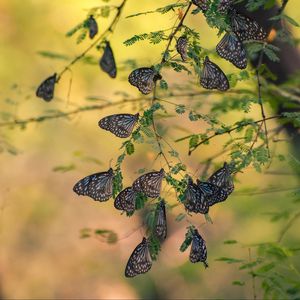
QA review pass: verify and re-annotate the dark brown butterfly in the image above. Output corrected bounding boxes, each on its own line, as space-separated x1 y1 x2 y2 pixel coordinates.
216 32 247 69
98 113 139 138
36 73 57 102
176 36 188 62
99 42 117 78
217 0 233 13
229 9 267 42
191 0 209 11
200 56 229 91
87 15 98 39
184 178 209 214
125 237 152 277
189 229 208 268
128 67 162 95
132 169 164 198
155 200 167 240
114 187 137 214
73 168 114 202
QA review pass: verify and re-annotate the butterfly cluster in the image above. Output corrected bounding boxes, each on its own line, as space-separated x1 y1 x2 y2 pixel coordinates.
36 73 57 102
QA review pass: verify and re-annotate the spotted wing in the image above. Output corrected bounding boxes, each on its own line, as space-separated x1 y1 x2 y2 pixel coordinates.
216 32 247 69
230 10 267 42
218 0 233 13
155 200 167 240
125 237 152 277
128 67 162 95
98 113 139 138
189 229 208 267
191 0 209 11
132 169 164 198
88 15 98 39
73 168 114 201
176 36 188 62
36 73 57 102
99 42 117 78
114 187 137 214
200 56 229 91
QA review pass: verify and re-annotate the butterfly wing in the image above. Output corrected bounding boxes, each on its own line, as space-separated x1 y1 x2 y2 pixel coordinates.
200 56 229 91
132 169 164 198
99 42 117 78
73 168 114 201
191 0 209 11
176 36 188 62
125 238 152 277
36 73 57 101
99 113 139 138
88 15 98 39
189 229 208 267
128 68 162 95
114 187 137 214
216 32 247 69
155 200 167 240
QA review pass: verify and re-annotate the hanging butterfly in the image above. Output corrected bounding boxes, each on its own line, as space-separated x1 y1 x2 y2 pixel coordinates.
125 237 152 277
155 200 167 240
128 67 162 95
114 187 137 214
216 32 247 69
207 162 234 197
189 229 208 268
229 9 267 42
98 113 139 138
36 73 57 102
197 180 229 206
99 42 117 78
217 0 233 13
87 15 98 39
200 56 229 91
191 0 209 11
176 36 188 62
132 169 164 198
184 178 209 214
73 168 114 202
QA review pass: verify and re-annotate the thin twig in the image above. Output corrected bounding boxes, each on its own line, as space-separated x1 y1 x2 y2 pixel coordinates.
277 211 300 243
248 248 257 300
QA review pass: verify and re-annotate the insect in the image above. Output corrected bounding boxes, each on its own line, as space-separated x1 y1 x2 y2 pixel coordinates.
176 36 188 62
87 15 98 39
128 67 162 95
216 32 247 69
184 178 209 214
217 0 233 13
73 168 114 202
229 9 267 42
114 187 137 214
155 200 167 240
98 113 139 138
189 229 208 268
200 56 229 91
99 42 117 78
132 169 165 198
36 73 57 101
125 237 152 277
191 0 209 11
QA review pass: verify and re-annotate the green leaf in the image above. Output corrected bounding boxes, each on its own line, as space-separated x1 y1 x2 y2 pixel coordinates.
224 240 238 245
175 105 186 114
125 141 134 155
52 164 76 173
215 257 244 264
232 280 245 286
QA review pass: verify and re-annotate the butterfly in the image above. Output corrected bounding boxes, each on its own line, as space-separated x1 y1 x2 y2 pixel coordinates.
216 32 247 69
87 15 98 39
200 56 229 91
132 169 164 198
184 178 209 214
36 73 57 102
128 67 162 95
176 36 188 62
191 0 209 11
189 229 208 268
155 200 167 240
73 168 114 201
99 42 117 78
125 237 152 277
114 187 137 214
229 9 267 42
208 162 234 196
98 113 139 138
217 0 233 13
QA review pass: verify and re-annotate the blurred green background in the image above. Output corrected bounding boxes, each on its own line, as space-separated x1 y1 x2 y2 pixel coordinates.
0 0 300 299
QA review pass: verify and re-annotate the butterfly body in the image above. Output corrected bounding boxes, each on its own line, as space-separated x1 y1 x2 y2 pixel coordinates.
189 229 208 267
99 42 117 78
125 237 152 277
73 168 114 201
200 56 229 91
155 200 167 240
98 113 139 138
114 187 137 214
36 73 57 101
